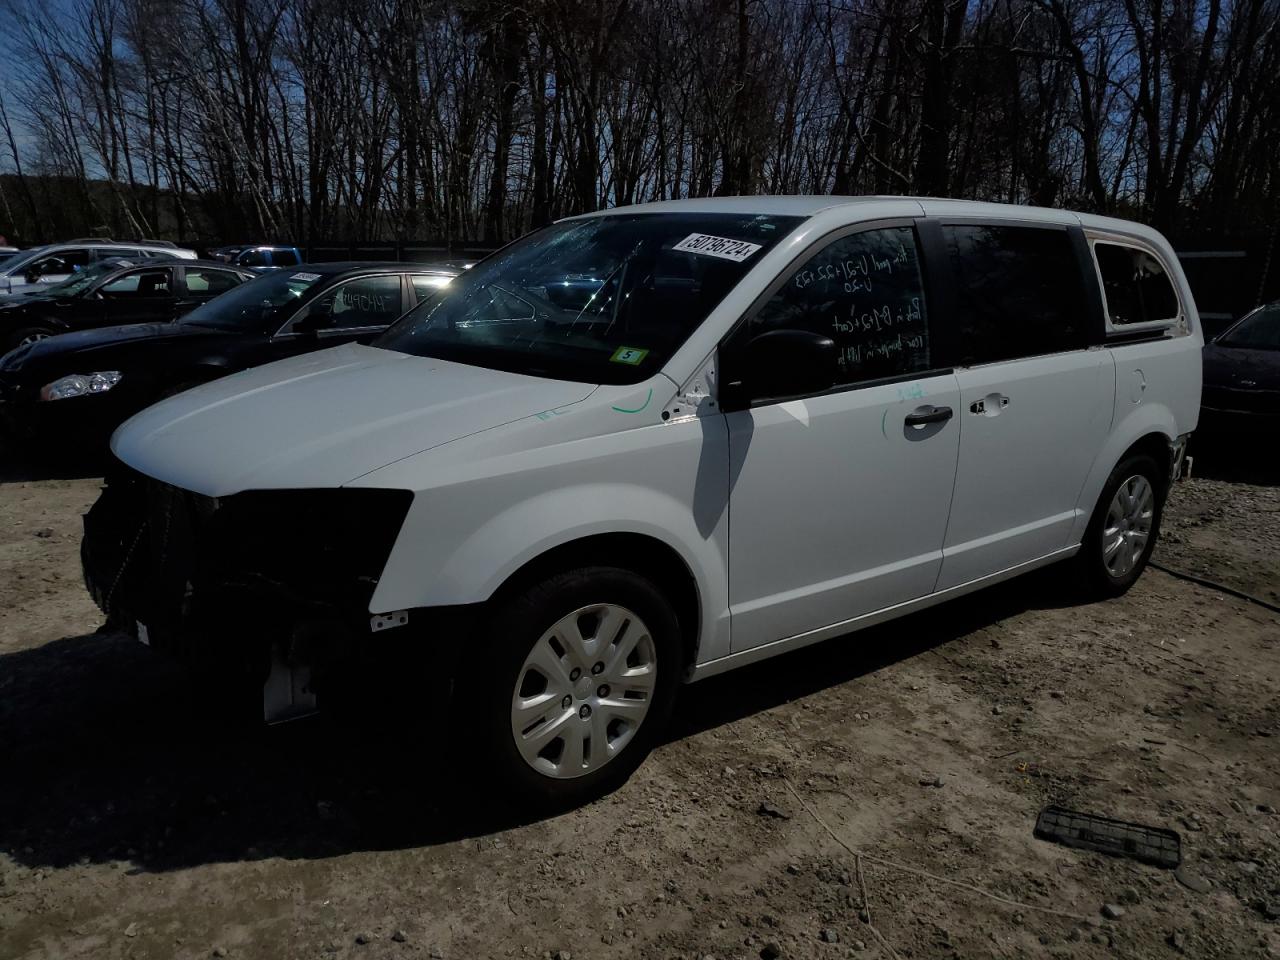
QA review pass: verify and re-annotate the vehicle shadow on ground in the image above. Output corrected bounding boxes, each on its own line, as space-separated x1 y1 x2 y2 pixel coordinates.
1188 434 1280 485
0 567 1083 874
0 440 103 483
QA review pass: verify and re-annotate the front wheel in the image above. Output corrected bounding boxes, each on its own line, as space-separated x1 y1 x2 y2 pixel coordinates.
1077 453 1167 597
4 326 56 354
466 566 681 810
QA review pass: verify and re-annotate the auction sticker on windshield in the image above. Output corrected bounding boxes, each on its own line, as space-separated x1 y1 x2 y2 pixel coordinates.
672 233 763 262
291 272 321 282
610 346 649 365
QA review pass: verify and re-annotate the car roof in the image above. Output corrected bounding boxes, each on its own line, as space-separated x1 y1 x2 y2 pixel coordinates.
86 259 255 284
577 195 878 218
573 195 1171 245
303 261 459 276
139 257 252 270
37 239 184 250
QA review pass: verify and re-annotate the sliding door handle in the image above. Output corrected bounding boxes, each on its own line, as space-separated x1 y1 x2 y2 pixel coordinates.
904 405 953 427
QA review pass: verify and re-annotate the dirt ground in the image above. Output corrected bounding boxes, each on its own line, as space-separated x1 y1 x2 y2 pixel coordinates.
1 441 1277 960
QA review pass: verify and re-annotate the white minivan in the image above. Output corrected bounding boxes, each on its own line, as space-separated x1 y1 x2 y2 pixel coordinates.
82 197 1200 806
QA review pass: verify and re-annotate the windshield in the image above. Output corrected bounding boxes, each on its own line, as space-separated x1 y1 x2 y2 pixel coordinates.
0 246 45 275
1219 304 1280 350
178 269 325 331
42 260 128 297
374 213 804 383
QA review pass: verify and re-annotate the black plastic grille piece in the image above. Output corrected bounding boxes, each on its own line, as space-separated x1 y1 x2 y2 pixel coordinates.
1034 806 1181 869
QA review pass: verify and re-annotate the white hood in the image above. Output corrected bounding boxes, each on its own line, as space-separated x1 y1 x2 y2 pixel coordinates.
111 344 597 496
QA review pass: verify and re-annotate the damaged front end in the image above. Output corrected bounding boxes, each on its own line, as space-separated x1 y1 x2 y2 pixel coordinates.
82 459 413 723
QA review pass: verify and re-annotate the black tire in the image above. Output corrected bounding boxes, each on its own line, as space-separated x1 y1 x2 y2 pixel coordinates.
4 325 57 354
1077 453 1167 598
462 566 681 811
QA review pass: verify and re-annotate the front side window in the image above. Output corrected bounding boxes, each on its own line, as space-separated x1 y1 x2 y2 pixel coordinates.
100 268 173 298
184 267 243 298
28 249 91 277
273 248 300 266
57 248 93 269
411 274 453 300
740 226 931 385
237 248 269 267
1093 241 1180 327
291 275 403 331
943 224 1088 365
375 213 804 384
1219 303 1280 350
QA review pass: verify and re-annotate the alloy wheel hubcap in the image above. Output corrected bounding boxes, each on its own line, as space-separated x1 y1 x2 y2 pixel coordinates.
18 332 49 346
1102 474 1154 578
510 603 657 779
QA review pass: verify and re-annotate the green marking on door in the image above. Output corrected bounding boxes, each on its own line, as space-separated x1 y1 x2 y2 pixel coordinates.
612 388 653 414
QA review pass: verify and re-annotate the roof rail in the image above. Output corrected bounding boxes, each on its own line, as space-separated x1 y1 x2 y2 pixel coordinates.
138 239 178 248
66 236 114 243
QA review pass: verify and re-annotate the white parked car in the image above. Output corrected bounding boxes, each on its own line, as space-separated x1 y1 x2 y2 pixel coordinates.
0 239 196 297
82 197 1201 807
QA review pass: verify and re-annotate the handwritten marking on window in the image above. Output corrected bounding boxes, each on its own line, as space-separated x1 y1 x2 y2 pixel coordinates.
831 297 923 336
339 290 391 312
793 241 910 292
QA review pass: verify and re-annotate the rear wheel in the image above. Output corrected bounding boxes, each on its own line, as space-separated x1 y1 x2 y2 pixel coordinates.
1078 453 1166 597
465 566 681 810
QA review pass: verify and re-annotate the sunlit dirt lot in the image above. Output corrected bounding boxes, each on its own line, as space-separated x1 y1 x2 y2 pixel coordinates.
2 442 1277 959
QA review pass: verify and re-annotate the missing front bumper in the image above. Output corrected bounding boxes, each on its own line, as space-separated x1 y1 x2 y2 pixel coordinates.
81 460 421 722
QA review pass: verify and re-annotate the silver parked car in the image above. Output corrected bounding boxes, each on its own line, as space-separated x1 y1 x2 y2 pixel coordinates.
0 239 197 297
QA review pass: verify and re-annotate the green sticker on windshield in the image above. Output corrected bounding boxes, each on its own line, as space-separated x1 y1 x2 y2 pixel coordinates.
610 346 649 365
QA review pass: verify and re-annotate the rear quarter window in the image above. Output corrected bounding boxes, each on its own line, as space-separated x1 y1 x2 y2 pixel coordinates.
1092 241 1181 329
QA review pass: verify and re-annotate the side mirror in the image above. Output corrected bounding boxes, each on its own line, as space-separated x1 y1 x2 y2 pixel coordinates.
726 328 839 405
292 298 333 334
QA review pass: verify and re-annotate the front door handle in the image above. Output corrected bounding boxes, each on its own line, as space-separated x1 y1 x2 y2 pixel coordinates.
904 404 953 427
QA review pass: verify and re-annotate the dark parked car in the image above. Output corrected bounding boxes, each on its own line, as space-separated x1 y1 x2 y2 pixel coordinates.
211 244 304 271
0 258 254 353
1201 300 1280 428
0 262 456 452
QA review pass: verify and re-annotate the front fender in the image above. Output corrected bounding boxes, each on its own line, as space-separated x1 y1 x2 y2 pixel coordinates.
366 412 733 664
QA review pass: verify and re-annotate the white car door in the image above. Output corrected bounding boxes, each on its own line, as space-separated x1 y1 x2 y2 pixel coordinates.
723 223 962 652
933 222 1116 590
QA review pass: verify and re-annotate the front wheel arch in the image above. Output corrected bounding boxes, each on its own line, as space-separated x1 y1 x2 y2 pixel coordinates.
488 532 702 677
4 323 61 353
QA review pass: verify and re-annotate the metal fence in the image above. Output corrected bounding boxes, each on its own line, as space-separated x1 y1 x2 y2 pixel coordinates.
1173 231 1279 339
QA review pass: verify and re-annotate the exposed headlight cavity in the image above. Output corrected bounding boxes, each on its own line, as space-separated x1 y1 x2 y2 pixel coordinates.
39 371 123 401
